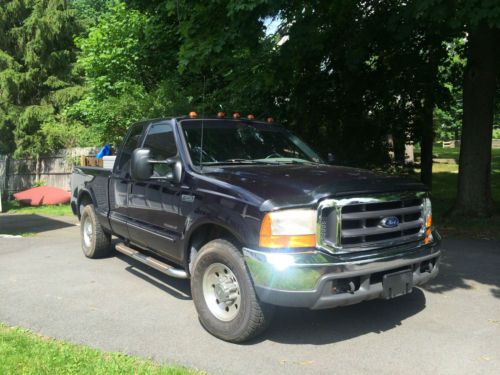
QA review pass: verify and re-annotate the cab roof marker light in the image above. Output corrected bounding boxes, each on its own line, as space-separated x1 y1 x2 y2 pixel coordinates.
247 114 255 120
233 112 240 119
217 111 225 118
189 111 197 118
267 117 274 124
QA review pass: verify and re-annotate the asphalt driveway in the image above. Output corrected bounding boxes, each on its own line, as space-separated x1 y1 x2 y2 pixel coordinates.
0 214 499 374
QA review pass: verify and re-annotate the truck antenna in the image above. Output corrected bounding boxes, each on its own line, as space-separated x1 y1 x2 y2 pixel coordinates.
199 75 206 172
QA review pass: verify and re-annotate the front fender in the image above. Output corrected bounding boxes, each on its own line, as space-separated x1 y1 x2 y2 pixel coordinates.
181 201 263 264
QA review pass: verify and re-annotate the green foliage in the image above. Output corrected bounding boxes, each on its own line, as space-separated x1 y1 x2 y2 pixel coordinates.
0 0 83 158
32 179 46 188
75 2 148 99
71 0 275 146
434 38 466 141
71 0 111 29
1 0 499 176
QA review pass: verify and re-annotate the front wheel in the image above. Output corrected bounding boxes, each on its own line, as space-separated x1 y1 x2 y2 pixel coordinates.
191 239 274 342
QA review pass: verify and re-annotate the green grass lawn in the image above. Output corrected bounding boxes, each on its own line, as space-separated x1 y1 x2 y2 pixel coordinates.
0 324 197 375
2 200 72 216
425 145 500 239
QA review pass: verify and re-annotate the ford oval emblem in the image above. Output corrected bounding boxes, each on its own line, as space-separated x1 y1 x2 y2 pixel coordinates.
380 216 400 228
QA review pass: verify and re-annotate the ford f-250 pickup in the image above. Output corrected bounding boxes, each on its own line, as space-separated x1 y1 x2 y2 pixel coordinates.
71 114 441 342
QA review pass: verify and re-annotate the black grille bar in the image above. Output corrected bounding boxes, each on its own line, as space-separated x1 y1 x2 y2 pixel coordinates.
342 219 422 238
342 206 421 220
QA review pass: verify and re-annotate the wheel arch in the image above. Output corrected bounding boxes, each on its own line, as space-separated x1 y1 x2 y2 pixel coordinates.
184 220 244 272
76 189 95 218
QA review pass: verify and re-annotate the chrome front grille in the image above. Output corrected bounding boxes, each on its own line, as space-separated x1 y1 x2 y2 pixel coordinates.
317 192 427 253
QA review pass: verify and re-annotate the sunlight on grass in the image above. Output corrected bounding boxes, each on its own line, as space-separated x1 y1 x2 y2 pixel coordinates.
2 200 72 216
429 146 500 240
0 324 199 375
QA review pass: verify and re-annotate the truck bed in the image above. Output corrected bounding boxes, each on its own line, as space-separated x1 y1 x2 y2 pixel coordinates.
70 166 112 217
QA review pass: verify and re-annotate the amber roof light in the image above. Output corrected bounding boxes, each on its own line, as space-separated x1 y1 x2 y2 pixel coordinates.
189 111 197 118
247 114 255 120
233 112 240 119
217 111 225 118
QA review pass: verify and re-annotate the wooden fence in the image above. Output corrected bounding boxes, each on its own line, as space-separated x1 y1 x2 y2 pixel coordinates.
0 147 99 195
443 139 500 148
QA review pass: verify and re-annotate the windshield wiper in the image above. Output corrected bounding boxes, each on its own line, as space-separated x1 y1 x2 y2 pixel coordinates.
278 159 319 165
201 159 280 166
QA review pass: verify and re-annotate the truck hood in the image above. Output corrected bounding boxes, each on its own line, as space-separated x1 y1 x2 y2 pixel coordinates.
202 164 426 210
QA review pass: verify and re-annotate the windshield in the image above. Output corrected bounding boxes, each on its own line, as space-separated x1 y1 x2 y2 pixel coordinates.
180 120 323 166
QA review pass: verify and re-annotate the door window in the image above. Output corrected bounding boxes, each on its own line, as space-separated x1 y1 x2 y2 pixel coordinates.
143 123 177 177
115 123 146 175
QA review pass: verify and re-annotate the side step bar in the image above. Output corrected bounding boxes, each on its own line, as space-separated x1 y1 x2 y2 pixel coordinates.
115 242 189 279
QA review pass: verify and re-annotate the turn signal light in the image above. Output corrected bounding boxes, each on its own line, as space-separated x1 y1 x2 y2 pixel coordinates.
424 227 432 244
426 215 432 228
189 111 197 118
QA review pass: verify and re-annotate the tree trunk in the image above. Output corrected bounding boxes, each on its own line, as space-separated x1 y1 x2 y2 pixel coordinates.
453 25 500 216
420 98 434 188
420 54 439 189
393 132 407 166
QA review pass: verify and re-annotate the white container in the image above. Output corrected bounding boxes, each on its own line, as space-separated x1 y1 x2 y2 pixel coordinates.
103 156 116 169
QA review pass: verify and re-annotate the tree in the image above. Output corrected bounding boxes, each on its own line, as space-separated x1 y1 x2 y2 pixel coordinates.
454 24 500 216
0 0 83 157
71 0 277 145
70 1 185 145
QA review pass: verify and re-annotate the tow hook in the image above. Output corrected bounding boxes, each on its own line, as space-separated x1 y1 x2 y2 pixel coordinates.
422 261 434 273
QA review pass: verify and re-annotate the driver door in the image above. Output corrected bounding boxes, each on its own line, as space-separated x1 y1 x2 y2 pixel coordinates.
127 122 184 260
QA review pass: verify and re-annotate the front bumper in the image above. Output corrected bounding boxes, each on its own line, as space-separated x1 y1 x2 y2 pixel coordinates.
243 231 441 309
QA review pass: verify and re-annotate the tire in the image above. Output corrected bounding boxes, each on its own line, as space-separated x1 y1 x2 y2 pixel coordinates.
191 239 274 342
80 204 112 259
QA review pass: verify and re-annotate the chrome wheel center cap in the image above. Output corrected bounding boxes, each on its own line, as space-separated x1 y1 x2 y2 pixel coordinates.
202 263 241 321
214 278 238 304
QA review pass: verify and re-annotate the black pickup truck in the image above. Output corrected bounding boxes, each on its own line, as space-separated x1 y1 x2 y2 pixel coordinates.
71 115 441 342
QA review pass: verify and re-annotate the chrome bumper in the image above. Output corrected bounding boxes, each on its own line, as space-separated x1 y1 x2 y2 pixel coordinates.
243 232 441 309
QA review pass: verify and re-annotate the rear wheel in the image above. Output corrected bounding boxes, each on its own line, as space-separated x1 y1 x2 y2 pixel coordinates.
191 239 274 342
80 204 111 258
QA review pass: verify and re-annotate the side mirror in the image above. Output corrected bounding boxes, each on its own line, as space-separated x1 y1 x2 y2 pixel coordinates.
131 148 154 180
131 148 183 184
171 160 183 184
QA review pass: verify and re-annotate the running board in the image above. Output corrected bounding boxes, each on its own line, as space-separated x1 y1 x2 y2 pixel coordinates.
115 242 189 279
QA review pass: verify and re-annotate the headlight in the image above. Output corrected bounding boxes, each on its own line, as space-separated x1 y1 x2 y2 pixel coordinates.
422 197 433 244
259 209 316 248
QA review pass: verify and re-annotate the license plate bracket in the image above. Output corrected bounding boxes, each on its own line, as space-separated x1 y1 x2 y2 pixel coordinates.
382 269 413 299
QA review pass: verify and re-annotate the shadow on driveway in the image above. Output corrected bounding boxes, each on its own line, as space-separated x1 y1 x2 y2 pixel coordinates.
0 214 75 236
253 290 426 345
113 244 427 346
103 238 499 345
422 238 500 300
115 251 192 300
